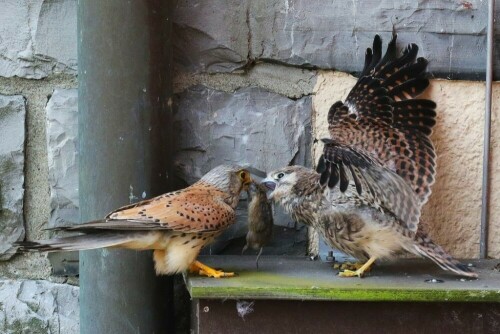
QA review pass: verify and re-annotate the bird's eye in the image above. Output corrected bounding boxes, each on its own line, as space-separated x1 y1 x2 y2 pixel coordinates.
277 173 285 179
239 171 247 180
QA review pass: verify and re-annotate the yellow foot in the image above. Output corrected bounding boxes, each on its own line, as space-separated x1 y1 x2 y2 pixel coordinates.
338 257 376 278
188 260 235 278
338 268 366 278
333 262 365 271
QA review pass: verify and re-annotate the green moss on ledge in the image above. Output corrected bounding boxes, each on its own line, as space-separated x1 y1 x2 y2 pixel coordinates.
186 256 500 302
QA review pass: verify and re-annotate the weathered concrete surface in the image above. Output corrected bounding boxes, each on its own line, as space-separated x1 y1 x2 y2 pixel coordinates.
173 0 249 73
0 0 77 79
174 62 317 99
0 279 79 334
174 85 312 250
420 80 485 259
313 71 500 258
249 0 489 78
46 89 79 227
174 0 495 79
0 95 25 260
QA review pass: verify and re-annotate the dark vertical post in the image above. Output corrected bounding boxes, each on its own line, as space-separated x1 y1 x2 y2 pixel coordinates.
78 1 173 333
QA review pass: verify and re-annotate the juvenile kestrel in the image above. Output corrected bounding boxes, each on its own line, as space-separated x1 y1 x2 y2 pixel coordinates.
262 34 477 278
17 165 252 278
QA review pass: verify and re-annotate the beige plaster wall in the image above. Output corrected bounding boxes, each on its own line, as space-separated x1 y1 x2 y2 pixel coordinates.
312 71 500 259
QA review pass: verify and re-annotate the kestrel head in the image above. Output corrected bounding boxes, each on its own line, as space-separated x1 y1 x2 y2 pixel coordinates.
201 164 252 195
261 165 319 201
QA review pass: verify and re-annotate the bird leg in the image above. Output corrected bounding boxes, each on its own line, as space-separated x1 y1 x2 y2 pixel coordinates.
255 247 263 269
338 257 376 278
189 260 235 278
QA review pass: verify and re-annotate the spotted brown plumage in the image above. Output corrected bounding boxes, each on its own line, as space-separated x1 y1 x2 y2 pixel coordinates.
262 34 477 278
16 165 252 278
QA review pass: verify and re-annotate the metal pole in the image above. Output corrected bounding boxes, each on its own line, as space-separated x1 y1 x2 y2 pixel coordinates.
78 1 173 332
480 0 495 259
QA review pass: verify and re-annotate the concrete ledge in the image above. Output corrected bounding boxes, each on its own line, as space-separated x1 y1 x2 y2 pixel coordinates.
186 256 500 302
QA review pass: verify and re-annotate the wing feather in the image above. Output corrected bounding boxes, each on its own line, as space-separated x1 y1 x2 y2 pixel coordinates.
325 34 437 208
107 184 236 233
320 33 438 235
51 182 236 234
318 140 421 234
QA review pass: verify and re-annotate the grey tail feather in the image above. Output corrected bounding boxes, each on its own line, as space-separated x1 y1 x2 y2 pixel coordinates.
413 234 478 278
15 232 141 252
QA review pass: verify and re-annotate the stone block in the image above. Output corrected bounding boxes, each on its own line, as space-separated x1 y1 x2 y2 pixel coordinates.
173 0 249 73
173 85 311 183
46 88 79 228
0 0 77 79
0 95 25 260
0 280 79 334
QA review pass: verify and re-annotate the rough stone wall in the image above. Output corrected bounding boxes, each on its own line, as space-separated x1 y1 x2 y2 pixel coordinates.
0 0 77 79
0 0 79 332
174 0 499 79
0 280 79 334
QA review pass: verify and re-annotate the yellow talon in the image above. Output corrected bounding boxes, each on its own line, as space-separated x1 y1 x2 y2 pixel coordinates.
338 257 376 278
334 262 365 271
189 260 235 278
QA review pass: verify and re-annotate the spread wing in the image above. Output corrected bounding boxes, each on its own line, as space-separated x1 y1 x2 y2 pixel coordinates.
318 33 437 234
53 182 236 234
317 140 421 234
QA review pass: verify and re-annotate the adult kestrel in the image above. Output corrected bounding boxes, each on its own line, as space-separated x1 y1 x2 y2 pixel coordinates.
262 34 477 278
17 165 252 278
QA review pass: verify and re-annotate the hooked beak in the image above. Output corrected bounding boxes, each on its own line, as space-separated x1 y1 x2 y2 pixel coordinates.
261 178 276 191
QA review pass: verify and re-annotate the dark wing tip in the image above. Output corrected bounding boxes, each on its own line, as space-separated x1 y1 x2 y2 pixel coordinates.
319 169 330 187
387 33 398 51
14 241 61 252
327 164 339 188
338 164 349 192
316 155 327 173
456 262 476 273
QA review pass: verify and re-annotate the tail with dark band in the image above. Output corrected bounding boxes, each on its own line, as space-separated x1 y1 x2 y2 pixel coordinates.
413 232 478 278
15 232 147 252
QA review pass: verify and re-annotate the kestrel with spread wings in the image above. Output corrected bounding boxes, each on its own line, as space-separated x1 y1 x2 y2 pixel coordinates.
262 34 477 278
17 165 252 278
